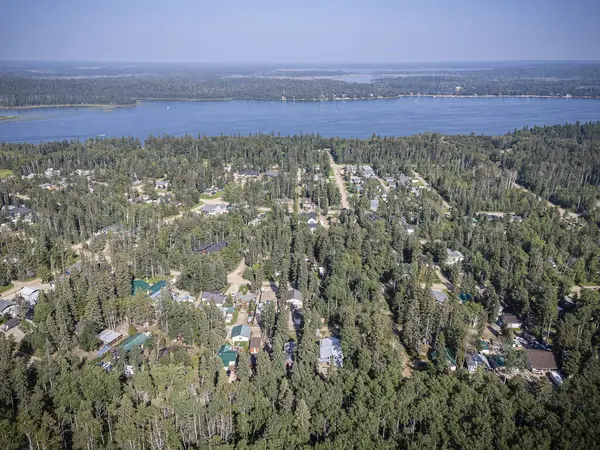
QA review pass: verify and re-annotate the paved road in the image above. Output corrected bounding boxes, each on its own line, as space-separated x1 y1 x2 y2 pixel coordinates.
328 150 349 209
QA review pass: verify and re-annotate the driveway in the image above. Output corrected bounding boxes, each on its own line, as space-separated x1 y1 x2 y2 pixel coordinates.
226 260 250 295
328 150 349 209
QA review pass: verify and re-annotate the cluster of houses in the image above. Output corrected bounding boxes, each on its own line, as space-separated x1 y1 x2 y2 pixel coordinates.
1 205 33 224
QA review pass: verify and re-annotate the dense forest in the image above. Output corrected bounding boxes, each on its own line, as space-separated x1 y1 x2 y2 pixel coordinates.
1 124 600 448
1 63 600 107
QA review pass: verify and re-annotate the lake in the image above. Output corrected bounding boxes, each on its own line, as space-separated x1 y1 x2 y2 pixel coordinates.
1 97 599 143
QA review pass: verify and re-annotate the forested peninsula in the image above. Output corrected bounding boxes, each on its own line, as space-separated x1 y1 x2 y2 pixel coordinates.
1 63 600 107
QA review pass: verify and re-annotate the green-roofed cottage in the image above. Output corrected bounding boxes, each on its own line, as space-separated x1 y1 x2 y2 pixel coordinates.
218 344 238 370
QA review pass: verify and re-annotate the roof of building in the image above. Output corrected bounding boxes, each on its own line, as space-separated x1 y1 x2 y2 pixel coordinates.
155 180 169 185
231 325 251 339
118 333 150 352
432 348 458 367
250 337 262 349
148 280 167 295
447 249 465 259
201 203 227 213
431 289 448 303
0 299 16 312
307 212 317 221
97 329 122 344
19 286 39 296
286 289 304 302
526 349 558 370
202 241 229 254
2 317 20 329
201 291 227 305
218 345 238 367
319 337 343 367
502 313 521 325
133 279 150 294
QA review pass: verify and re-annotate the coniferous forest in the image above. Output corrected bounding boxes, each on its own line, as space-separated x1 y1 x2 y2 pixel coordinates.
1 123 600 448
1 62 599 107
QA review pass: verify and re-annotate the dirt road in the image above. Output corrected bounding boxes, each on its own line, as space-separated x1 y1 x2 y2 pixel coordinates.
513 182 579 218
328 150 349 209
412 170 451 212
226 260 250 294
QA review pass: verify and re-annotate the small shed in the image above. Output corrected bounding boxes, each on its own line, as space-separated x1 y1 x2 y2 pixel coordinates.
249 337 262 354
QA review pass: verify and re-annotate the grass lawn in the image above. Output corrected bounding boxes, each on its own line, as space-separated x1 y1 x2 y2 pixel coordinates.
199 192 223 200
228 307 240 325
0 169 13 178
0 283 13 294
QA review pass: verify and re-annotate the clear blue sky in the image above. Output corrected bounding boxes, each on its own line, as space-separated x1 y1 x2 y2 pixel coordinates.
2 0 599 63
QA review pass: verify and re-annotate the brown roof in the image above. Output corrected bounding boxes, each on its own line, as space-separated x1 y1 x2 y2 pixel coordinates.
502 314 521 325
250 337 262 349
526 349 558 370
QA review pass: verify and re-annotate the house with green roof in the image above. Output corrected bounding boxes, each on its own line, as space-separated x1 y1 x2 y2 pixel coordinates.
133 279 150 295
132 279 168 300
218 344 238 370
231 325 251 343
431 347 458 371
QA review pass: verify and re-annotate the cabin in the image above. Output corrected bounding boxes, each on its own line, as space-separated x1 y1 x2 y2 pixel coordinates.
500 313 521 329
431 289 448 304
0 318 20 332
249 337 262 354
18 286 40 306
0 299 19 318
96 329 123 346
231 325 251 343
218 344 238 370
201 204 228 216
155 180 169 190
285 289 304 308
445 249 465 266
319 337 343 368
526 349 558 374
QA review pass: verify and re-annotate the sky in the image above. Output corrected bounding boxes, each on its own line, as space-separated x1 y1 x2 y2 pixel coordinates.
1 0 599 63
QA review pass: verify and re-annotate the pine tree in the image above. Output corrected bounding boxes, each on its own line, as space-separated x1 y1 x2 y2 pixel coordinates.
84 288 103 327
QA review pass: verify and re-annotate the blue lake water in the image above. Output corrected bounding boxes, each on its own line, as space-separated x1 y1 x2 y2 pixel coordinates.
1 97 599 143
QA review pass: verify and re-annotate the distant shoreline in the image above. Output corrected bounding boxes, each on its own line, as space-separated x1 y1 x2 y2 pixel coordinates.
1 94 598 110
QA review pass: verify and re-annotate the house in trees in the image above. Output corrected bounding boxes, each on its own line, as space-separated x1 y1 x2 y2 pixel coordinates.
525 349 558 374
249 337 262 354
465 352 491 373
319 337 343 368
500 313 521 329
431 289 448 303
196 241 229 255
218 344 239 370
155 180 169 190
0 317 19 332
201 203 228 216
18 286 40 306
231 325 251 343
2 205 33 223
96 329 123 346
0 299 19 317
445 249 465 265
285 289 304 308
200 291 227 308
431 348 458 371
132 279 168 300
